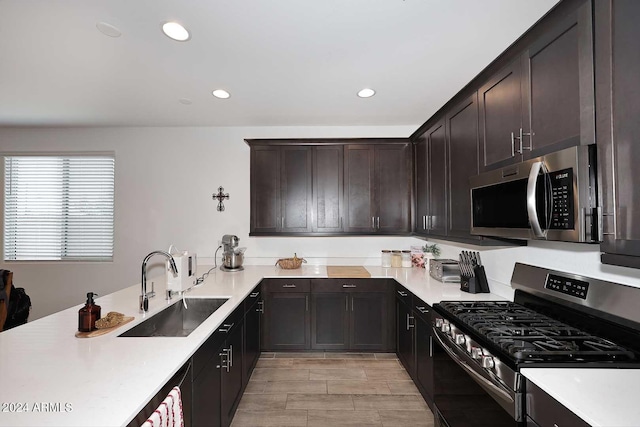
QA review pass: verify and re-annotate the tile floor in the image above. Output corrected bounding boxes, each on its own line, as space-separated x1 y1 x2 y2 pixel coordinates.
231 352 435 427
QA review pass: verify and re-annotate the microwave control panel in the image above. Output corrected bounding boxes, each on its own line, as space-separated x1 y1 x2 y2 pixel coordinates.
550 168 574 229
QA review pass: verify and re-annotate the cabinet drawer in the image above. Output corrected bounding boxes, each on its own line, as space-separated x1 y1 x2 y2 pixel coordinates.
263 278 311 293
526 380 590 427
395 283 413 305
312 278 388 293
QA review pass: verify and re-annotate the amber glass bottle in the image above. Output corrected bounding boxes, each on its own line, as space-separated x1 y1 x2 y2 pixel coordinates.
78 292 101 332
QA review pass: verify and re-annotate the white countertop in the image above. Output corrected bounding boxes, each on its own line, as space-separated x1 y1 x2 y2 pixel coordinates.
0 265 504 427
521 368 640 427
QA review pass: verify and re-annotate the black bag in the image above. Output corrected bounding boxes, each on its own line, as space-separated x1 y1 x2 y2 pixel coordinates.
5 285 31 330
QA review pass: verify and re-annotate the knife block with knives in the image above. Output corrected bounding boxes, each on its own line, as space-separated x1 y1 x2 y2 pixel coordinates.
459 251 490 294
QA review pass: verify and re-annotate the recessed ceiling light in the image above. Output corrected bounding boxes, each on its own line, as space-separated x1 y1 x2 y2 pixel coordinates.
179 98 192 105
162 22 190 41
212 89 231 99
96 22 121 38
357 88 376 98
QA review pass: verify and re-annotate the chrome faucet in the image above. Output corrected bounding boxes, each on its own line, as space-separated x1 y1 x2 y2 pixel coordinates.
140 250 178 313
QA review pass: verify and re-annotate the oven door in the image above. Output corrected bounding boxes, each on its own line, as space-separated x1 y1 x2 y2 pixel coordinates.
431 326 523 427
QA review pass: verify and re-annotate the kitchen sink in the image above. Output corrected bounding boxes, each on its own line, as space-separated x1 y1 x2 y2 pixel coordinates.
119 298 229 337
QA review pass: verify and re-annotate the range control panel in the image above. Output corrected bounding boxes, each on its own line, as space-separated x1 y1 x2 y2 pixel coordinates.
549 168 574 230
545 274 589 299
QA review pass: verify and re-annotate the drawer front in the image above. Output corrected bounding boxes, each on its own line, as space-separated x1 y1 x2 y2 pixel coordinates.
395 282 413 305
311 278 388 293
526 380 590 427
263 278 311 293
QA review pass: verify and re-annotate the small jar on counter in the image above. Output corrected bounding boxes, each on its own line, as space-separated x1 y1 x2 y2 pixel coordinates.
381 250 392 268
391 250 402 268
401 250 412 268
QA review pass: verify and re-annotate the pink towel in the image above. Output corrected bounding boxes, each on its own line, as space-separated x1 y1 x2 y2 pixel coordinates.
141 386 183 427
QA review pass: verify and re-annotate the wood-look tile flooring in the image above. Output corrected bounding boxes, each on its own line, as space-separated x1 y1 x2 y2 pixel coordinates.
231 352 434 427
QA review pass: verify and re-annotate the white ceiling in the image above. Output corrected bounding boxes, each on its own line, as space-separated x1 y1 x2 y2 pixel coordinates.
0 0 559 127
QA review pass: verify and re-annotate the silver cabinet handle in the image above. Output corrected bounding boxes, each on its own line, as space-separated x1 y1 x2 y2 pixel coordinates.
415 306 429 314
219 348 230 372
372 216 375 230
282 284 296 288
219 323 234 333
406 313 414 330
351 296 354 312
376 216 380 229
511 132 516 157
257 300 264 313
250 291 260 298
229 344 233 367
281 217 285 229
520 128 532 152
397 290 407 297
342 284 356 288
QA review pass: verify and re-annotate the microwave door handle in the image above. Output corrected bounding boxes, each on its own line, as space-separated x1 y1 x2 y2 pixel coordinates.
527 161 548 238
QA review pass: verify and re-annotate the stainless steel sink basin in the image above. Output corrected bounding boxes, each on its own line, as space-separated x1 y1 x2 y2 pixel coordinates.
119 298 228 337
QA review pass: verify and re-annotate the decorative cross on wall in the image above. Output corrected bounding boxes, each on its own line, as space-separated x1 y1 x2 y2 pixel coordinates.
212 186 230 212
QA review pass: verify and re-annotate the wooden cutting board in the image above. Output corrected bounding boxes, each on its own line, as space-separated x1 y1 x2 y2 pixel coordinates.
75 316 134 338
326 266 371 278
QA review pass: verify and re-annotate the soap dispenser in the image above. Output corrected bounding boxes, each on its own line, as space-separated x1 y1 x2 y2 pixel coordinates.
78 292 101 332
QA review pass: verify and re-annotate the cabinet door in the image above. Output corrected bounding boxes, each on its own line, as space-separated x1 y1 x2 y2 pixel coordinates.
525 0 594 158
596 0 640 268
263 292 310 350
447 94 479 239
375 144 411 233
311 293 349 350
243 296 261 386
192 354 222 427
350 292 388 351
313 146 344 232
250 146 279 233
220 322 244 427
415 314 434 403
396 298 415 376
479 58 526 170
414 136 429 235
344 145 375 232
280 146 312 232
427 121 447 237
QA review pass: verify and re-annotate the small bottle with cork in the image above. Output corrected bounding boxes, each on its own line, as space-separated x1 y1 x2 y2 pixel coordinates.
78 292 101 332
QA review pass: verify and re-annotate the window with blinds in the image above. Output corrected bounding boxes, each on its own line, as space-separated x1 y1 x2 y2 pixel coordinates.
3 155 115 261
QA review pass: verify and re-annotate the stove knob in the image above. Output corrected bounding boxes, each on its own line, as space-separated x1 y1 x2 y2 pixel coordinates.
482 356 495 369
455 334 466 345
435 318 443 328
471 347 483 359
441 321 450 333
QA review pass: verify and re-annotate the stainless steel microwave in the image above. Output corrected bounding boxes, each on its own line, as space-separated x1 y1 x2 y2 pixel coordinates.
470 145 601 243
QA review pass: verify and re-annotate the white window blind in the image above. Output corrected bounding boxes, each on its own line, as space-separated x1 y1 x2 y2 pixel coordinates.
4 156 115 261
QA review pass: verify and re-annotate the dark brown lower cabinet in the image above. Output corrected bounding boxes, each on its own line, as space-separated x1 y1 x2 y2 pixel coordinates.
396 291 415 374
192 349 221 427
262 279 311 351
414 306 434 403
350 292 388 350
311 292 349 350
243 289 262 387
220 319 244 427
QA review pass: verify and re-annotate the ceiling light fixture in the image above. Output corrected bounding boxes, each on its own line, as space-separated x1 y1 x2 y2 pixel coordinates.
162 22 190 41
96 22 122 38
357 88 376 98
212 89 231 99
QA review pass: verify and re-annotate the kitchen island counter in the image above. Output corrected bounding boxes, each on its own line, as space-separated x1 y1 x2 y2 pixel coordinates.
521 368 640 427
0 264 500 427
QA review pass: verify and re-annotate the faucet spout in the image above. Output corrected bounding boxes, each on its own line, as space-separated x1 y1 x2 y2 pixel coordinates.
140 250 179 313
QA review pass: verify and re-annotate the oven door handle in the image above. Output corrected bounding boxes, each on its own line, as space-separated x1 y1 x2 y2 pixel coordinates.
526 161 550 239
432 328 514 406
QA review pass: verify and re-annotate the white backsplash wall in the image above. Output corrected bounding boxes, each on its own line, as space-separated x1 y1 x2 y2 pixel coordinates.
0 125 416 320
415 237 640 300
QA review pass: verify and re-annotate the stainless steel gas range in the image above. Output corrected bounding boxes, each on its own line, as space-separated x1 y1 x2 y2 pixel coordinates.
431 263 640 427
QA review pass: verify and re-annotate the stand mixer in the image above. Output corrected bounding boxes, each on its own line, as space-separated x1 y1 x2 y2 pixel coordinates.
220 234 245 272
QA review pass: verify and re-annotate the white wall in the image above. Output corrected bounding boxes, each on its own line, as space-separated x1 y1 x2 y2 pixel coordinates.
3 125 640 320
0 125 416 319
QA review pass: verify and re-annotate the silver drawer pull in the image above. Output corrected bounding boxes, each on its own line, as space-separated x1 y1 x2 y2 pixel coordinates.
282 284 296 288
250 291 260 297
416 306 429 314
397 290 407 297
219 322 234 333
342 284 356 288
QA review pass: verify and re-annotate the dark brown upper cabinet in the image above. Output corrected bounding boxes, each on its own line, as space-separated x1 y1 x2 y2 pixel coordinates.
447 94 480 240
344 144 411 233
414 120 447 238
248 139 411 236
249 145 312 234
478 0 594 172
596 0 640 269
